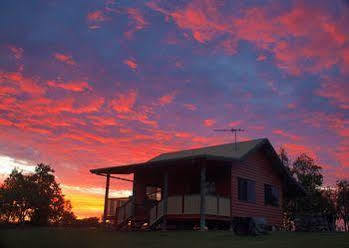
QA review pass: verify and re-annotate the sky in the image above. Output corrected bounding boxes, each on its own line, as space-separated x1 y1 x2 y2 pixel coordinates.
0 0 349 218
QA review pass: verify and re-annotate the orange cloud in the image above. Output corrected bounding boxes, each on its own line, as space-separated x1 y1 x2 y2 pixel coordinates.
48 80 92 92
125 8 148 38
53 53 76 65
111 90 137 113
159 92 176 106
150 0 349 75
273 129 301 141
87 10 106 22
124 59 137 70
257 54 267 61
0 71 45 95
316 81 349 110
204 119 216 127
229 120 243 127
183 103 197 111
283 143 318 160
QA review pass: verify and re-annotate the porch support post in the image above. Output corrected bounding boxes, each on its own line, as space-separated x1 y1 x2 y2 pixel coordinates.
200 161 206 231
103 173 111 225
132 173 136 217
162 170 168 230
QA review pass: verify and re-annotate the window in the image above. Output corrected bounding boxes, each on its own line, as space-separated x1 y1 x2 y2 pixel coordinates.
238 177 256 203
264 184 279 206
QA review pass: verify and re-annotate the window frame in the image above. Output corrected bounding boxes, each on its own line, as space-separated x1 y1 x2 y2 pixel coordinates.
264 184 279 207
237 177 256 203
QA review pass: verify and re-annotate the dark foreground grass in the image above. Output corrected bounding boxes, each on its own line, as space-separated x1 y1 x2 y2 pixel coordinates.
0 228 348 248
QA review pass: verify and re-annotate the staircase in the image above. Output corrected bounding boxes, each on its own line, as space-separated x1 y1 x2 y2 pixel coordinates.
114 199 150 231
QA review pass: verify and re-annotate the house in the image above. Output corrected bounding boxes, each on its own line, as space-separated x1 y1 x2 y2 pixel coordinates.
90 138 304 231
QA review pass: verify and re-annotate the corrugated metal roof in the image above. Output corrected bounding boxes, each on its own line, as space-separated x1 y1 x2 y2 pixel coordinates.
149 138 267 162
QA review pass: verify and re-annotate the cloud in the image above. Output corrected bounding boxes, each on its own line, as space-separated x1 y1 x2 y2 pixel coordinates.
273 129 301 141
111 90 137 113
123 59 137 70
150 0 349 75
87 10 106 22
0 71 45 95
316 81 349 110
8 46 23 60
203 119 216 127
183 103 197 111
125 8 148 38
53 53 76 65
48 80 92 92
159 92 176 106
0 155 35 177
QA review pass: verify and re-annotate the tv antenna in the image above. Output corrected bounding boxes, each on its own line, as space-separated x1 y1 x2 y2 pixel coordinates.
214 128 245 150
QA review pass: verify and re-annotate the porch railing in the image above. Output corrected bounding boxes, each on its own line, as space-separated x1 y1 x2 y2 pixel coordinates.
149 194 230 226
115 198 134 225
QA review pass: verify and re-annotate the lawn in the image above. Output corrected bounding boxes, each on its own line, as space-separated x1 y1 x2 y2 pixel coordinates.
0 229 348 248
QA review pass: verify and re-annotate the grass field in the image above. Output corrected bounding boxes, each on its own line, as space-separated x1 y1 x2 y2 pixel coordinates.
1 229 349 248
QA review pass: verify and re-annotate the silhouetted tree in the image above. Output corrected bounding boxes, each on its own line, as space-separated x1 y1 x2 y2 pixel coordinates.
336 180 349 231
279 150 338 230
0 163 75 226
58 201 77 226
0 169 35 223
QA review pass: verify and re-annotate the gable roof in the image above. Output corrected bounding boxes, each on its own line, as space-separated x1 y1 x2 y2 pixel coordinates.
149 138 266 162
90 138 268 175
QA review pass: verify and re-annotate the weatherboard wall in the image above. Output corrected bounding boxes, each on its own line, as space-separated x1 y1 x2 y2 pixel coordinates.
231 150 283 226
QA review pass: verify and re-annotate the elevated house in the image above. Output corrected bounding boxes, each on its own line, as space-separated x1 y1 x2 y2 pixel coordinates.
90 138 304 231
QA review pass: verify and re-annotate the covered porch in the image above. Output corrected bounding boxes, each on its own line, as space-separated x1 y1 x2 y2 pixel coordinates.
90 155 235 230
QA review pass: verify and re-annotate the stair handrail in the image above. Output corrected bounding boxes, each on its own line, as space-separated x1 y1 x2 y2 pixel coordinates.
115 196 134 225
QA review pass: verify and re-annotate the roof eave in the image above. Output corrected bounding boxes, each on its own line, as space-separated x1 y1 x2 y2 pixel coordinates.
90 154 237 175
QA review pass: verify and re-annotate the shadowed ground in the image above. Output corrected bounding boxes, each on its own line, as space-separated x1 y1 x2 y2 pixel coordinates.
0 229 348 248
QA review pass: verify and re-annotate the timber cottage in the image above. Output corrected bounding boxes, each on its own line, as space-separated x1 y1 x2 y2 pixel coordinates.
90 138 304 231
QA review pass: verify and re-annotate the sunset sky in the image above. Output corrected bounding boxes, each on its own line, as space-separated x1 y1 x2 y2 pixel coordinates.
1 0 349 218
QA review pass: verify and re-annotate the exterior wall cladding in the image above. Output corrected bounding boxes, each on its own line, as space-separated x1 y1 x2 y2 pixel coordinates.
231 150 283 227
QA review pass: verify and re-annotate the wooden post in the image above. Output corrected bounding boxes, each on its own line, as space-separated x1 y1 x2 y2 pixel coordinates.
229 166 233 232
103 173 111 225
200 162 206 231
162 170 168 230
132 173 136 217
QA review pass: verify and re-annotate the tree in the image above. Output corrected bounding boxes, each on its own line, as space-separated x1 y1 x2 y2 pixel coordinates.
336 180 349 232
58 200 77 226
292 154 323 193
0 169 35 224
29 163 66 226
279 150 335 230
0 163 75 226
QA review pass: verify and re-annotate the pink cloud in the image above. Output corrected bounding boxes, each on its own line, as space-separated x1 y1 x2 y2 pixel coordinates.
150 0 349 75
53 53 76 66
8 46 23 60
183 104 197 111
0 71 45 95
203 119 216 127
87 10 106 22
316 81 349 110
111 90 137 113
257 54 267 61
124 59 137 70
273 129 301 141
159 92 176 106
125 8 148 39
283 143 318 160
47 80 92 92
229 120 243 127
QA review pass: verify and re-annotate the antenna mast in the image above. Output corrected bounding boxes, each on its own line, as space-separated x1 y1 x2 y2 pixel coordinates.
214 128 245 150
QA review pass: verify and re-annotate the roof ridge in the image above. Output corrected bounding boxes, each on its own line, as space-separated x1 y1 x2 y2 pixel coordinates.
149 138 267 161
